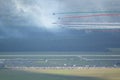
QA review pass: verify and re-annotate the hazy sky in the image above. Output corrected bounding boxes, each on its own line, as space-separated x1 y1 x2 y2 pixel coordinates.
0 0 120 38
0 0 120 52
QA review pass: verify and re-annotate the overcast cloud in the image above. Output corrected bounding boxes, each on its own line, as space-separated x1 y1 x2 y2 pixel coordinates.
0 0 120 38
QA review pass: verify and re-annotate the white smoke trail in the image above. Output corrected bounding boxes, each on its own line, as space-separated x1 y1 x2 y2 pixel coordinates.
68 26 120 30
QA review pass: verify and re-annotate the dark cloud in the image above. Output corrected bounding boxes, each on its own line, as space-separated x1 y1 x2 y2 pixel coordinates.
0 0 120 38
0 0 60 38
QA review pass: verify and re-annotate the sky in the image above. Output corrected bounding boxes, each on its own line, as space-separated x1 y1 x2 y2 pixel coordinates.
0 0 120 52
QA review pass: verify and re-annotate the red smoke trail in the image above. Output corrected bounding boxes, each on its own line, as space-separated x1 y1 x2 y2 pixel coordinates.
84 29 120 32
63 14 120 18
